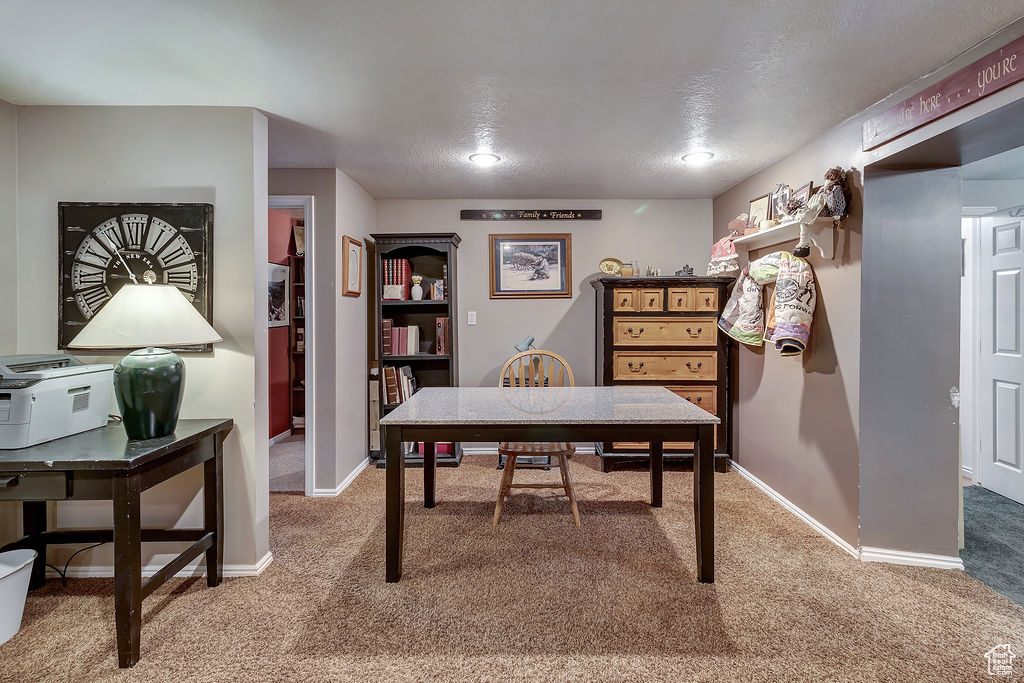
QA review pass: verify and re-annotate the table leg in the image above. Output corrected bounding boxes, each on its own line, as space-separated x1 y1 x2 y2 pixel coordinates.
423 441 436 509
694 424 715 583
113 472 143 668
204 432 225 587
650 441 663 508
385 425 405 582
22 501 47 590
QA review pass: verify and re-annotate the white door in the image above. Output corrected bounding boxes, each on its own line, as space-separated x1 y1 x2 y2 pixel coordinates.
977 212 1024 504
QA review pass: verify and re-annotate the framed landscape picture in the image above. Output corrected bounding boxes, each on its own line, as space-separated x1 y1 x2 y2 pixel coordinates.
268 262 289 327
489 233 572 299
747 193 772 227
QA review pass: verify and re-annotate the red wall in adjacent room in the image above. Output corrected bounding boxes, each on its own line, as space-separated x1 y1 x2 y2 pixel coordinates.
269 209 294 439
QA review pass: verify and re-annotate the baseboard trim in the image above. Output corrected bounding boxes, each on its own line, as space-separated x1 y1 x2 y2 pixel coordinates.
269 430 292 445
859 547 964 570
461 444 598 456
47 551 274 580
310 457 369 497
729 459 859 559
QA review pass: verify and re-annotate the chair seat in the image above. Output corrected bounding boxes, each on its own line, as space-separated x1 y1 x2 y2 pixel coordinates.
498 441 575 456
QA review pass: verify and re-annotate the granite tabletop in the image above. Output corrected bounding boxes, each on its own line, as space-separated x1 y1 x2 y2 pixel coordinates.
379 386 719 426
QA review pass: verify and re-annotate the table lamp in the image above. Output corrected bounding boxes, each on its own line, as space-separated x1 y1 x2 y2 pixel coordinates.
68 284 222 440
514 336 535 353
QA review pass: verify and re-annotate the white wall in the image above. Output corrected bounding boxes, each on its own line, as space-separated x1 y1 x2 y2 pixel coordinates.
335 170 373 480
11 106 270 574
0 100 15 355
374 199 712 386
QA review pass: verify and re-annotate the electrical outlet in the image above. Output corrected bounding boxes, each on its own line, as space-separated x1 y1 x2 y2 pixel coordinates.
467 311 477 326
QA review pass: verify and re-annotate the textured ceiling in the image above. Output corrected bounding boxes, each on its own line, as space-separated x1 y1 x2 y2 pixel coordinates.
1 1 1023 198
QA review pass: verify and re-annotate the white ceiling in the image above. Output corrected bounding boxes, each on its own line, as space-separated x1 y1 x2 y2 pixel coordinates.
1 1 1022 198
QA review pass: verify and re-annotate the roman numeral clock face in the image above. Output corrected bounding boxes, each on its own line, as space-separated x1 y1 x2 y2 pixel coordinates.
58 203 213 350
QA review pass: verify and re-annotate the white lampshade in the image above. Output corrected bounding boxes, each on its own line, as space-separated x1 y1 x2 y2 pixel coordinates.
68 284 222 349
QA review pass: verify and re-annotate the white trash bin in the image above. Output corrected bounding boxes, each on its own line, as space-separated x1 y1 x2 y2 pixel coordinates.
0 549 37 645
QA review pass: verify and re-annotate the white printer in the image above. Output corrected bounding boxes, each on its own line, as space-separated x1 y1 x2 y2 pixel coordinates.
0 354 114 449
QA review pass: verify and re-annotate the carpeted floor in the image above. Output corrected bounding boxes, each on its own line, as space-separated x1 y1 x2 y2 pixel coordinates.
2 454 1023 682
270 434 305 492
962 485 1024 606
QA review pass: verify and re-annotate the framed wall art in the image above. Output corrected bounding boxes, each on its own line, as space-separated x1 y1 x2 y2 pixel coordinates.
57 202 214 351
792 181 814 205
747 193 772 226
342 235 363 297
489 233 572 299
268 262 289 327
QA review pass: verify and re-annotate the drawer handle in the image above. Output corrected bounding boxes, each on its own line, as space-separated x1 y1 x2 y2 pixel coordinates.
627 327 644 338
620 297 630 306
686 327 703 336
2 476 18 488
627 361 645 373
685 361 703 371
705 296 711 305
648 297 656 306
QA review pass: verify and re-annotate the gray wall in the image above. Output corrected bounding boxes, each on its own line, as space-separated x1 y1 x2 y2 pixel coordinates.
713 18 1024 554
860 167 963 555
8 106 270 572
0 100 15 355
375 199 712 387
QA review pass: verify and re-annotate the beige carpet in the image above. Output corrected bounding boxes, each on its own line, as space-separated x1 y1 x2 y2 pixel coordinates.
270 434 305 493
2 454 1023 682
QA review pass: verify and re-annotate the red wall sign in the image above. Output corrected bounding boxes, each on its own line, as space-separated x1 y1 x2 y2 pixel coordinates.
863 34 1024 151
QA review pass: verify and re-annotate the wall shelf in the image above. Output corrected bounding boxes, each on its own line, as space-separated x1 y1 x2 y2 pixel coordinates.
732 216 836 259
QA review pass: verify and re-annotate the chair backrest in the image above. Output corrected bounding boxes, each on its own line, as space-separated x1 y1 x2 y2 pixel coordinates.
499 350 575 388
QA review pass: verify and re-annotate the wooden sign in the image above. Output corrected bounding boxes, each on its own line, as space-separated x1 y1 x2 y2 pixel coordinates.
461 209 601 221
863 34 1024 151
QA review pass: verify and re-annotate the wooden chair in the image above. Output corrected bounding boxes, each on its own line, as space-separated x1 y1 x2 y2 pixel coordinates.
494 350 580 527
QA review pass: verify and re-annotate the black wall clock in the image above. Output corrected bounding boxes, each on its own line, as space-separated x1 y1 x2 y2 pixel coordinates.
58 202 214 351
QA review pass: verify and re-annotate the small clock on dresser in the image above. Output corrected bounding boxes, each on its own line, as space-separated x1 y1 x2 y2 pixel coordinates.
58 202 214 351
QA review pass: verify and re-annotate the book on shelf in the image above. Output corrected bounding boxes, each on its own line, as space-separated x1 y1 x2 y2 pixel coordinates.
381 258 412 300
296 296 305 316
435 316 449 355
381 319 393 356
292 415 305 428
398 365 416 402
296 327 305 353
383 366 400 404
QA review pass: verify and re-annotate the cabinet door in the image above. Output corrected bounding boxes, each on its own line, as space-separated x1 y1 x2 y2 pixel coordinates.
638 289 664 311
613 288 638 311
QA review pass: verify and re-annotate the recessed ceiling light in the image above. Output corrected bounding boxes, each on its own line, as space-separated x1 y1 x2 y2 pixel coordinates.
469 153 501 167
681 151 715 165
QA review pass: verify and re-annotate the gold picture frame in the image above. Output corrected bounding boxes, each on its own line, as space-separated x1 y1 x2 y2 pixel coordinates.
342 235 363 297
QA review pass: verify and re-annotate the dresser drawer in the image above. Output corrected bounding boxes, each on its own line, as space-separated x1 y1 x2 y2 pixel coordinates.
613 288 638 311
0 472 68 500
613 317 717 346
670 385 718 413
613 351 717 381
695 288 719 312
638 289 664 311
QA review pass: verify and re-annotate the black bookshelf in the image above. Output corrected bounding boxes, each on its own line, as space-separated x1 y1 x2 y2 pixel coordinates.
369 233 462 468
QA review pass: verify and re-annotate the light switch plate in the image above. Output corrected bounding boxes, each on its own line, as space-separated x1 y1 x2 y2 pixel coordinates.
468 311 477 326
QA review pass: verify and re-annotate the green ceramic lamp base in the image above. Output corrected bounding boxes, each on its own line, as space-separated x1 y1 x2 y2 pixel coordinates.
114 347 185 440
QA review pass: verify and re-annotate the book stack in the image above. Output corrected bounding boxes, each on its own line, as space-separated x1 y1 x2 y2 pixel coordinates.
292 415 305 429
296 296 305 316
382 258 412 300
435 316 450 355
295 327 304 352
382 365 416 404
383 320 422 355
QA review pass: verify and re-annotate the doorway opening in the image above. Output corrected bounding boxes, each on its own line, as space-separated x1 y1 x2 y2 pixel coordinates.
960 146 1024 605
268 195 315 495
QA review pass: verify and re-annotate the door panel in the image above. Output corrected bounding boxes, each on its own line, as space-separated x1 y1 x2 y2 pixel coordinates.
978 215 1024 503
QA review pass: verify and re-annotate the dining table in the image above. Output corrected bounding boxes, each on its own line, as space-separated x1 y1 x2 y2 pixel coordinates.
379 385 719 583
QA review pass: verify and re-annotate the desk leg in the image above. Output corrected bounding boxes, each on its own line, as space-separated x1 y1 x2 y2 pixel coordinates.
385 425 405 582
694 424 715 583
113 472 143 668
204 432 225 587
22 501 47 590
650 441 663 508
423 441 436 509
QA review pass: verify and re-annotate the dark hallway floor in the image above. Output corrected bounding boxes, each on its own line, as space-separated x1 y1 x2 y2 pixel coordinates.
962 485 1024 606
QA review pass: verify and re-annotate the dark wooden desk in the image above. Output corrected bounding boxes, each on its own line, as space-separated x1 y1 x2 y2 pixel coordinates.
379 386 718 584
0 418 232 668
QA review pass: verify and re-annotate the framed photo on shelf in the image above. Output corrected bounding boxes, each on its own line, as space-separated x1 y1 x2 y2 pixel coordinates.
268 262 289 327
342 235 363 297
489 233 572 299
747 193 772 226
792 181 814 205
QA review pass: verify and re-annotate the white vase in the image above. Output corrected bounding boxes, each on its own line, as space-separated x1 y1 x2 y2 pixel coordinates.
410 283 423 300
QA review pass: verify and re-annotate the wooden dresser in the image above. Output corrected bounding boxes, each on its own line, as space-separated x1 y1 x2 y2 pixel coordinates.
592 276 733 471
